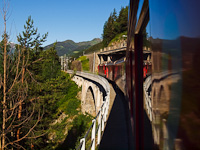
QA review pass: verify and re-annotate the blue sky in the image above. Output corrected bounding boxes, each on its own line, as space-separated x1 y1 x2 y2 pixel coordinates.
0 0 129 46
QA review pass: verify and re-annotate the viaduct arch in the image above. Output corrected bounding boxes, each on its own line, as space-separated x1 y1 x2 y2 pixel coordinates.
71 74 106 117
144 72 181 145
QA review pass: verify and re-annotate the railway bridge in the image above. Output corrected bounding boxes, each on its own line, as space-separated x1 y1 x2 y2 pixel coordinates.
66 70 182 150
97 41 127 64
67 70 135 150
68 71 110 117
67 70 111 150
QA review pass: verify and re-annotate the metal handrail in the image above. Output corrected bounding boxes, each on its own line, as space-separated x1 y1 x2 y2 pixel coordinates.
76 100 109 150
76 140 84 150
87 139 94 150
144 75 152 121
94 109 101 120
84 122 94 140
96 124 100 135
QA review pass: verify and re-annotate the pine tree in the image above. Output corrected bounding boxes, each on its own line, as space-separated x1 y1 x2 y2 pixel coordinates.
103 9 118 47
117 6 128 33
17 16 48 52
102 7 128 47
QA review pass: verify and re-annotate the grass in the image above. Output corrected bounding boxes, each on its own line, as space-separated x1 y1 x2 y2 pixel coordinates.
108 31 127 46
77 56 90 71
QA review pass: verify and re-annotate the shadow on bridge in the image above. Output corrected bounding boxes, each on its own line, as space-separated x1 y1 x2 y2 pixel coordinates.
98 81 154 150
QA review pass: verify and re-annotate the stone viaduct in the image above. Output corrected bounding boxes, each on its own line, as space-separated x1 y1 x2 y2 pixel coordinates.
67 70 110 117
144 71 181 147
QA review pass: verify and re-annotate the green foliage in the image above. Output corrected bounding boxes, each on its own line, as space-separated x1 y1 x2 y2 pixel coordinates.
77 56 89 71
84 41 103 54
117 6 128 34
0 15 93 150
33 42 61 82
55 73 81 115
12 16 90 150
102 6 128 47
108 31 127 46
143 29 151 48
17 16 48 52
77 56 87 61
29 72 81 149
34 71 93 150
0 16 50 150
54 114 92 150
102 12 117 46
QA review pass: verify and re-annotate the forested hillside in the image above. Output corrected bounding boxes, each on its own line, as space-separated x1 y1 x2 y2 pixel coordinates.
44 38 101 56
72 41 104 58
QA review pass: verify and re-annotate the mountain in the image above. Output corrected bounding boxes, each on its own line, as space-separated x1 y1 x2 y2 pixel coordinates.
72 41 104 58
44 38 102 56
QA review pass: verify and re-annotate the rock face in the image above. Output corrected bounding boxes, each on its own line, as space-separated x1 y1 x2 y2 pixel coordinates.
51 113 68 125
48 113 74 142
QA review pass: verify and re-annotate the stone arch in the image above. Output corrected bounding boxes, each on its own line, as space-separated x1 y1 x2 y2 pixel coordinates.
72 75 105 116
152 84 159 110
82 84 96 116
158 85 169 115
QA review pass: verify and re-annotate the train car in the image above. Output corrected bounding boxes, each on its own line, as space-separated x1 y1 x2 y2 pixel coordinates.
98 0 200 149
126 0 200 150
105 62 114 80
112 57 126 93
98 55 151 81
113 57 125 81
98 64 106 77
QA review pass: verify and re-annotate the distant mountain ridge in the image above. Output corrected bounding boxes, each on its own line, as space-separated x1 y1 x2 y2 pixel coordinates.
44 38 102 56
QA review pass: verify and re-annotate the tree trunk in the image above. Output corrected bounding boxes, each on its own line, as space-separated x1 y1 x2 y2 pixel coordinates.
2 13 7 150
17 54 25 149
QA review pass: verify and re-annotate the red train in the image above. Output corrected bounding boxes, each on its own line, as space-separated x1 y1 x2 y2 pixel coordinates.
98 57 151 81
98 51 151 95
98 0 200 149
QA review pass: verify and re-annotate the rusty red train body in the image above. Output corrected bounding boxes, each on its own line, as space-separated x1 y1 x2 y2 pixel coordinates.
98 58 151 81
98 0 200 149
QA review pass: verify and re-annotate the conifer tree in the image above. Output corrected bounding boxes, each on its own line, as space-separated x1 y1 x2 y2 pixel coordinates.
0 14 48 149
103 9 118 47
17 16 48 52
102 7 128 47
117 6 128 33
